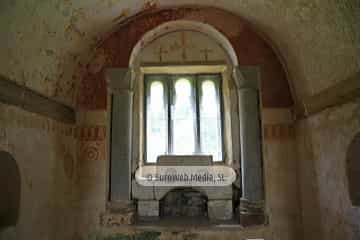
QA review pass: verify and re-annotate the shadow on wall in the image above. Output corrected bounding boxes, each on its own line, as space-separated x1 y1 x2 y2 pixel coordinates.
0 151 20 230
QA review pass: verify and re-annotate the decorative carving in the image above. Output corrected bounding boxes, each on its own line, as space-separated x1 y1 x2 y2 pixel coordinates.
78 142 101 162
76 140 105 178
200 47 213 62
155 46 168 62
180 31 192 61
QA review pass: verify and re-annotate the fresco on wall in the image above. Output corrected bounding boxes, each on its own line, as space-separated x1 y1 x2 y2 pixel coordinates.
140 31 227 63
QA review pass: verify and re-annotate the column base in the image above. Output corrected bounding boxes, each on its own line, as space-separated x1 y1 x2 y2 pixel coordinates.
101 201 135 226
137 200 159 218
208 200 233 221
239 199 266 227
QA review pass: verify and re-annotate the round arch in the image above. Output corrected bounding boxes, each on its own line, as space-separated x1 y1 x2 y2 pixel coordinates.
77 6 293 109
129 20 239 67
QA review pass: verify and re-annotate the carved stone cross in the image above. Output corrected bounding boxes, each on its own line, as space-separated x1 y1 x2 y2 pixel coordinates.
180 32 192 61
156 46 168 63
200 48 213 62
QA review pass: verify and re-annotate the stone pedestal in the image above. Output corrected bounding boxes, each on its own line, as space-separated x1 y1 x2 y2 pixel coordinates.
137 200 159 217
208 200 233 221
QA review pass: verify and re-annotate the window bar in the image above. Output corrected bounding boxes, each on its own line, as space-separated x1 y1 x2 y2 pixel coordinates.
214 74 224 162
167 75 173 154
218 75 225 162
143 77 149 162
195 75 201 154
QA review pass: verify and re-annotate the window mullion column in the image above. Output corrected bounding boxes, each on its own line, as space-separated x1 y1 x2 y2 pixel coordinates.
195 76 201 154
165 75 172 154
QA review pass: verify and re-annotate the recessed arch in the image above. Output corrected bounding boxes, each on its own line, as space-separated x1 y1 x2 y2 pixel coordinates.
129 20 239 67
77 6 293 109
0 151 20 229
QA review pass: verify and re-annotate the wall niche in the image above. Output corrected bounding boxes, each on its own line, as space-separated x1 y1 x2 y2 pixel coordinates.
160 188 208 218
0 151 20 229
346 132 360 207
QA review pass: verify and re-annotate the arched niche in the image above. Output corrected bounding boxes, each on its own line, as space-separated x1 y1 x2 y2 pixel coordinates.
129 27 239 168
346 132 360 206
129 20 238 67
0 151 20 229
78 6 293 110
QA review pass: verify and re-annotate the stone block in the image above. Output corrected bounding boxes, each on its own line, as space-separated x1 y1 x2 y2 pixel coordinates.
101 201 135 226
202 186 233 200
132 180 154 200
208 200 233 221
137 200 159 217
100 212 135 226
154 186 174 200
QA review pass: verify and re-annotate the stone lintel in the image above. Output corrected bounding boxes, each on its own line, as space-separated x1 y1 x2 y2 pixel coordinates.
106 68 134 92
233 66 260 90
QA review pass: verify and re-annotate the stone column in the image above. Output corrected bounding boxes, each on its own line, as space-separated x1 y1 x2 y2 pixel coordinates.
234 66 265 226
106 68 134 203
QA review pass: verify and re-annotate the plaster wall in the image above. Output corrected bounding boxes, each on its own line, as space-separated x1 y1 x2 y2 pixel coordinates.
296 99 360 239
1 1 359 107
0 1 359 239
73 108 302 240
0 103 77 240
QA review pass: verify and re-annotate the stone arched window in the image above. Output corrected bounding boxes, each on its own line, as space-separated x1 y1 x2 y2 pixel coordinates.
106 21 265 226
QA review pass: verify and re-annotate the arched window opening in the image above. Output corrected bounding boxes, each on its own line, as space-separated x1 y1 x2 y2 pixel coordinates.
146 81 167 163
144 74 223 163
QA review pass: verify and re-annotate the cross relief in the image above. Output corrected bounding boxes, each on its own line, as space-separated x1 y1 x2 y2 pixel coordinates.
155 46 168 63
200 47 213 62
154 32 216 62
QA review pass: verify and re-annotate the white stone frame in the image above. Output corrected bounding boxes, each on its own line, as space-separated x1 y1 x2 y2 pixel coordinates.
106 19 265 225
137 64 236 167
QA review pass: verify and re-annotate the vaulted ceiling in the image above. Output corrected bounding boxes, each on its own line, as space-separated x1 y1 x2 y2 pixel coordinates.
1 0 359 108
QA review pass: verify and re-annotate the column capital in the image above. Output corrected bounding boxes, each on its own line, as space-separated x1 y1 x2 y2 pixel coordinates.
233 66 260 90
106 68 134 93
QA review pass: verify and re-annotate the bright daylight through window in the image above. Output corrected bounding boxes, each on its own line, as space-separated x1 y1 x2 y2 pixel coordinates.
145 74 223 163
